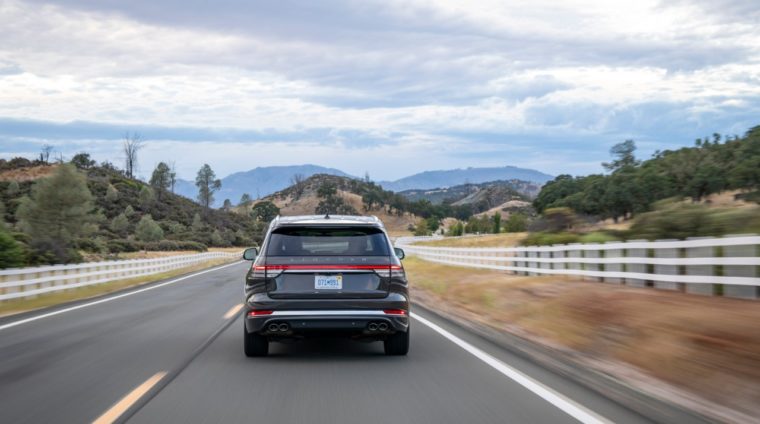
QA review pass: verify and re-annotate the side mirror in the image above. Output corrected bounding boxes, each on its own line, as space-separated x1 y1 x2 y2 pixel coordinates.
394 247 405 260
242 247 259 261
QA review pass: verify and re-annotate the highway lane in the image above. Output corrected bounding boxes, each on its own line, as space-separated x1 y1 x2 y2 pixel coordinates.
0 261 667 423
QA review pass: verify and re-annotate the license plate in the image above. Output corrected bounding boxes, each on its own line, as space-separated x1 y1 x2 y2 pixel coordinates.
315 275 342 290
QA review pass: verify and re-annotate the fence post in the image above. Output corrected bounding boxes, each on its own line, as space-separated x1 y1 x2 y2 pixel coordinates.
605 242 623 284
685 237 714 296
653 239 680 291
540 249 552 274
625 239 648 287
584 246 601 282
567 243 581 279
723 234 759 300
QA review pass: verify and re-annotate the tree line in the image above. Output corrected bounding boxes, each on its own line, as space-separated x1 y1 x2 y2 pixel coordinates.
533 126 760 221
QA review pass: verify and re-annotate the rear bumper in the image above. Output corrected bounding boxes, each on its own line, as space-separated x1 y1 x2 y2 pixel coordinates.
244 291 409 336
244 310 409 336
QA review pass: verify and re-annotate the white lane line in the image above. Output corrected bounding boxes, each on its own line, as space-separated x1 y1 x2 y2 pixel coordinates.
92 371 167 424
411 312 612 424
0 261 244 332
223 303 244 319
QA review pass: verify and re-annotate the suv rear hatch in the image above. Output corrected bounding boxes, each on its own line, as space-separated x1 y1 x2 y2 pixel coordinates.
262 226 394 299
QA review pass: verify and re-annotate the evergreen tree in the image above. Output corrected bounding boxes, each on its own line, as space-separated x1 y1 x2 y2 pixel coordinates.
139 186 154 210
149 162 172 200
105 184 119 202
191 213 204 232
195 164 221 209
111 213 129 235
16 164 94 263
124 205 135 218
0 225 25 268
239 193 252 206
135 215 164 242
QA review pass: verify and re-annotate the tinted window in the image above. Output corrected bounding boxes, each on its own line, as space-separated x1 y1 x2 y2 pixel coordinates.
266 227 390 256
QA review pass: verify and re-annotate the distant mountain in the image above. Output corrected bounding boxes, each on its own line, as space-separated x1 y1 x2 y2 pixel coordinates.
399 179 541 205
175 164 353 207
379 166 553 192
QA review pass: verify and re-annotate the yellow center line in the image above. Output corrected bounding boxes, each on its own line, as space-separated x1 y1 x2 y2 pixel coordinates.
224 303 244 319
92 371 167 424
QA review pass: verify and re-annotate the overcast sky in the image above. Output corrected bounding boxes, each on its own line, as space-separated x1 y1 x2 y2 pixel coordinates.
1 0 759 180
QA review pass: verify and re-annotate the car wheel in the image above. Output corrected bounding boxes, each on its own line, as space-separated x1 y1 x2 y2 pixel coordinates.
244 326 269 357
384 327 409 356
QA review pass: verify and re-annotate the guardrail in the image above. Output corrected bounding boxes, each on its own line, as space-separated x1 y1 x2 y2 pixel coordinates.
0 251 242 301
396 235 760 299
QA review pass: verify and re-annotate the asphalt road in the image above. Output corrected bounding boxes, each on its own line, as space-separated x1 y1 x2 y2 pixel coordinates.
0 261 667 424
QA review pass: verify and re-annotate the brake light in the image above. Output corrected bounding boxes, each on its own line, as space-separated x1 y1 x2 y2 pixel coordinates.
383 309 407 316
247 310 274 317
251 264 404 279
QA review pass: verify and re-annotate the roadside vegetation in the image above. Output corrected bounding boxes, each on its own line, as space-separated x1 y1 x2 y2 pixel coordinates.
404 256 760 419
0 141 259 268
428 125 760 245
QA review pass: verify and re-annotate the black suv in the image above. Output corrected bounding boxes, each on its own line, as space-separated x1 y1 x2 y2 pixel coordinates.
242 215 409 357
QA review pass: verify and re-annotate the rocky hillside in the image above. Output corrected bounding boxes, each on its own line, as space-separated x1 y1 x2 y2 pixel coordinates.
238 174 418 233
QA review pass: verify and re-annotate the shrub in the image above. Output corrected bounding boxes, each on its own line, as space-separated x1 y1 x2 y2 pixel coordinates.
521 232 580 246
0 226 25 268
629 201 760 240
107 239 143 253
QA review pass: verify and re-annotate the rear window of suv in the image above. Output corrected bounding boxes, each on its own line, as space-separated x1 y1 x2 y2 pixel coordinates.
266 226 390 256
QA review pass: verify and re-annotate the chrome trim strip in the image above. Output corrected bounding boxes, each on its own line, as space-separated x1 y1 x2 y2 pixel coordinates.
270 310 388 316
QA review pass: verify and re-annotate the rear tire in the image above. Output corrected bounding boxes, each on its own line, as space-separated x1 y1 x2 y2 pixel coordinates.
384 327 409 356
244 326 269 357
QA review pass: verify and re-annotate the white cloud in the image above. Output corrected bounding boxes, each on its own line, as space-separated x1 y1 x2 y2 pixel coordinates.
1 0 759 177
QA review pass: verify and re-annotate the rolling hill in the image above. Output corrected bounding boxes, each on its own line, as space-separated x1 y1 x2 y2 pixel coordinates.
378 166 553 192
175 164 353 207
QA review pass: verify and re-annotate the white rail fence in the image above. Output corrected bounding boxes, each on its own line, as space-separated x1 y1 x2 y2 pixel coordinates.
396 235 760 299
0 251 242 301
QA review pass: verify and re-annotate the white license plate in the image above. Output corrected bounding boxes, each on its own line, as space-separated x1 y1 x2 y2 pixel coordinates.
315 275 342 290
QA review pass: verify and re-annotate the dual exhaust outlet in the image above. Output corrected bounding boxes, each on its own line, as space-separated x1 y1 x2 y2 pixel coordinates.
367 322 389 332
267 322 290 333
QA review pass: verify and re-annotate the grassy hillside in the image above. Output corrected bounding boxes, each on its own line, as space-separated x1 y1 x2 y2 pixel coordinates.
0 157 257 266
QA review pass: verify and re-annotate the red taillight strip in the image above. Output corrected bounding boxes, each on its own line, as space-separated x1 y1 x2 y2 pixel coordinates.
247 310 274 317
383 309 408 316
254 265 401 271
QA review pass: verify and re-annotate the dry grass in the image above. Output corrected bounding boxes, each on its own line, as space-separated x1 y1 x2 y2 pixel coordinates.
415 232 527 247
81 247 243 262
404 256 760 417
0 164 57 181
0 258 237 317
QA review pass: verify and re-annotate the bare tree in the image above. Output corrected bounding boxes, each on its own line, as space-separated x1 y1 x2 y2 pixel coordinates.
290 173 306 199
40 145 53 164
123 132 144 179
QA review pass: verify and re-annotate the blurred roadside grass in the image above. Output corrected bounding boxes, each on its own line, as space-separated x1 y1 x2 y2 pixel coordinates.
415 232 527 247
404 256 760 417
0 257 236 317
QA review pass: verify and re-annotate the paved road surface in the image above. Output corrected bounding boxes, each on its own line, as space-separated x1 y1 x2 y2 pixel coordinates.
0 261 680 423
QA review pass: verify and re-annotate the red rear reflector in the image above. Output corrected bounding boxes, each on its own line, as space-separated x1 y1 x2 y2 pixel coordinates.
247 310 273 317
383 309 407 316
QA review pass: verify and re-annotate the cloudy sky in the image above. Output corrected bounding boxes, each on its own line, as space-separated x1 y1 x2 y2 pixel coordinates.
1 0 759 181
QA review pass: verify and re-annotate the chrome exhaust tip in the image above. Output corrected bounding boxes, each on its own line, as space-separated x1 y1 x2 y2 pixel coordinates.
268 323 280 332
368 322 379 331
278 323 289 332
378 322 389 331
